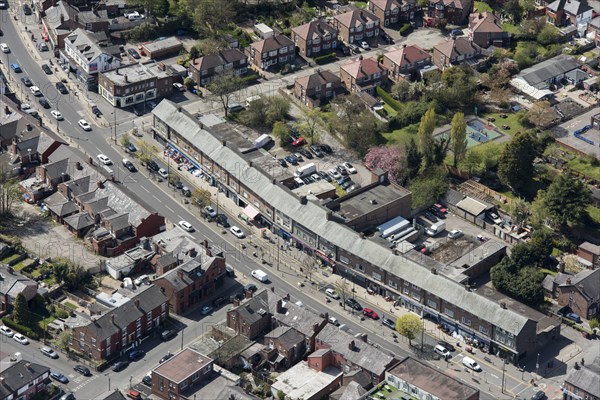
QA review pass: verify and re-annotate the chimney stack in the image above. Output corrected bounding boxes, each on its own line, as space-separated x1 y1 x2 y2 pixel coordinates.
110 314 116 325
348 340 355 350
300 196 308 205
134 299 140 308
566 278 572 285
277 299 284 313
233 297 241 307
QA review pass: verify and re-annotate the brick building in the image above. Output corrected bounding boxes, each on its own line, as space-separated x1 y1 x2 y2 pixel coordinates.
151 348 213 400
188 49 248 86
543 269 600 320
432 38 480 70
577 241 600 268
291 20 338 58
333 9 380 45
69 285 168 361
247 35 295 71
0 360 50 400
368 0 416 26
562 356 599 400
293 70 343 107
0 265 38 313
382 44 433 81
427 0 474 26
467 12 509 48
339 57 389 95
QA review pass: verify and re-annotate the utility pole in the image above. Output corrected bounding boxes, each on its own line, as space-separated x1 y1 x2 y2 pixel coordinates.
501 359 506 394
180 327 184 350
420 317 425 352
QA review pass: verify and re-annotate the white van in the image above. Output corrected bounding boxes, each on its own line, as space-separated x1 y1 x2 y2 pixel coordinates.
251 269 268 282
325 288 340 299
462 356 482 371
434 345 451 359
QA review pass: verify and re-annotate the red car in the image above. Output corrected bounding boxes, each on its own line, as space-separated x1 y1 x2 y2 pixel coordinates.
292 137 306 146
363 308 379 319
433 203 447 213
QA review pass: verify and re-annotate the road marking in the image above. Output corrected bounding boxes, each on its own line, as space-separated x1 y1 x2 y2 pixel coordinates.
152 195 160 201
140 186 150 193
165 205 174 213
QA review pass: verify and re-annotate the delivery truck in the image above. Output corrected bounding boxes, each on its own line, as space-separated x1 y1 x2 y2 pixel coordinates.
295 163 316 177
426 221 446 236
254 134 273 148
251 269 268 282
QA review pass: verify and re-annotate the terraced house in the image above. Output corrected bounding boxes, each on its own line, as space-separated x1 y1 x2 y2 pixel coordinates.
247 34 295 71
333 9 380 44
368 0 416 26
151 100 561 365
291 20 338 58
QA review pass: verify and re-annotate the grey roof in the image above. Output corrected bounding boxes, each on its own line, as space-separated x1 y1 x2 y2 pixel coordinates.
101 61 172 86
215 386 260 400
63 212 95 230
0 266 38 300
104 213 130 232
456 196 493 216
338 381 368 400
102 390 128 400
152 100 533 335
564 356 600 396
0 360 50 398
65 28 119 65
580 241 600 255
547 0 592 15
43 158 69 181
559 269 600 302
80 285 167 341
190 49 247 72
264 326 305 349
156 255 215 291
316 324 395 376
518 55 581 88
45 192 78 217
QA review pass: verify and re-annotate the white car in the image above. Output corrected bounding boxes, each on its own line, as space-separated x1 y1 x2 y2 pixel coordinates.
96 154 112 165
230 226 245 238
41 346 59 359
173 82 185 91
0 325 14 337
0 43 10 53
30 86 41 96
329 169 342 180
448 229 463 239
343 162 357 174
13 333 29 344
78 119 91 131
359 40 370 50
20 103 32 111
178 220 194 232
158 168 169 179
51 110 63 120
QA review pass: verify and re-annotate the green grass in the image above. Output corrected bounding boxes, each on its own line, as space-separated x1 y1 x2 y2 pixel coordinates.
502 22 520 35
540 268 558 276
31 269 42 278
485 112 527 136
64 302 78 310
383 102 398 117
383 123 419 146
353 1 368 8
13 262 28 272
335 185 346 197
588 205 600 224
474 1 493 11
566 157 600 181
515 40 549 57
1 254 21 264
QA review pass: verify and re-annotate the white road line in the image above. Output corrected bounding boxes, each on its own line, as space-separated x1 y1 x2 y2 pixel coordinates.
152 195 160 201
140 186 150 193
165 205 174 213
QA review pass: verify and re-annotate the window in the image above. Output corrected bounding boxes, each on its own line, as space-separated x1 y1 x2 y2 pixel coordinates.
403 286 409 295
444 307 454 318
357 264 365 272
91 338 96 347
180 380 188 390
80 332 85 340
427 299 437 309
269 50 278 57
372 272 382 281
461 316 472 326
159 378 164 392
388 280 398 289
339 255 349 265
479 326 489 336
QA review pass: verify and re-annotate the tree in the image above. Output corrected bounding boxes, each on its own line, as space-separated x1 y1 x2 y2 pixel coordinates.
536 171 591 230
396 314 422 346
297 108 321 144
239 96 268 127
54 329 73 351
136 140 159 165
525 100 556 128
459 149 483 175
418 108 436 169
331 95 384 157
409 166 448 208
12 293 30 326
497 131 536 193
391 80 412 102
265 96 291 127
207 71 244 117
192 189 211 208
450 112 467 167
0 167 20 216
507 197 530 229
276 390 286 400
503 0 522 22
404 139 422 184
537 25 560 46
190 0 235 34
363 146 406 185
333 279 351 310
126 0 166 22
272 121 290 146
120 133 130 147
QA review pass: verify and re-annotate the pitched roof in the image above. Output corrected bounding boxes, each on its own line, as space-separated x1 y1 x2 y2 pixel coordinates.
564 356 600 396
369 0 402 11
431 0 471 9
45 191 78 217
384 45 431 68
190 49 247 72
152 100 535 336
547 0 591 15
334 9 379 29
63 212 95 230
65 28 119 64
517 54 581 87
0 360 50 398
156 255 217 291
316 324 395 376
250 34 294 54
264 326 305 349
559 268 600 302
292 20 337 41
579 241 600 255
295 70 341 90
468 12 503 33
340 57 389 79
102 391 128 400
0 266 37 300
77 285 167 341
434 37 479 60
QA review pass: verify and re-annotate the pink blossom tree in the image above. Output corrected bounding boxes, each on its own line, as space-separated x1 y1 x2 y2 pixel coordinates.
363 146 405 184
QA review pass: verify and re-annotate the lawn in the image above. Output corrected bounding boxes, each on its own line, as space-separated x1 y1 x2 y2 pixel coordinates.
382 102 398 117
353 1 368 8
485 112 527 136
1 254 21 264
502 22 520 35
64 302 78 310
567 156 600 181
588 205 600 224
474 1 493 11
13 261 28 272
383 123 419 146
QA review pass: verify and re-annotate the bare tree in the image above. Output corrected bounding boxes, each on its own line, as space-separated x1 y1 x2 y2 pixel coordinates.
0 166 20 217
207 71 245 117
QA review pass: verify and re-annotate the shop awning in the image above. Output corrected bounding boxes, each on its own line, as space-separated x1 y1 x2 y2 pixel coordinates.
242 205 260 221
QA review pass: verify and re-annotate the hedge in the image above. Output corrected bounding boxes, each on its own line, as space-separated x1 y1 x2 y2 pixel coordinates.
240 73 260 84
1 317 40 340
399 23 412 36
314 52 337 65
376 87 402 111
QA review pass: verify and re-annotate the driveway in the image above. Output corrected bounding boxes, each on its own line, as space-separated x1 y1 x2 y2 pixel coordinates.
386 27 448 51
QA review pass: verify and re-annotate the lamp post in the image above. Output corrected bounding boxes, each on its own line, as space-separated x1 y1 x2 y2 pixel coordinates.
112 111 117 144
105 373 111 391
501 359 506 394
536 352 540 375
56 99 60 133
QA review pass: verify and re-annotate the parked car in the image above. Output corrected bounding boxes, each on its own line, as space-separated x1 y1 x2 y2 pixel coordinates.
158 168 169 179
125 142 137 152
318 171 332 182
142 374 152 386
226 103 244 113
41 64 52 74
0 326 14 337
55 81 68 94
284 155 298 165
216 214 230 227
434 344 451 359
565 313 582 324
41 346 58 358
310 145 324 157
299 148 313 159
345 298 362 311
337 176 351 186
278 158 287 167
343 162 357 174
38 97 50 109
230 226 245 238
320 144 333 154
147 159 160 172
128 48 141 59
329 169 342 180
160 330 176 341
200 305 214 315
126 389 142 400
348 43 360 54
13 333 28 344
0 43 10 53
363 308 379 319
22 4 32 14
359 40 370 50
423 211 438 223
203 205 217 219
173 82 185 91
336 165 348 175
244 283 257 293
159 353 174 364
30 86 41 96
292 137 306 147
74 365 91 376
20 76 33 86
128 349 145 361
448 230 463 239
383 318 396 329
530 390 546 400
51 372 69 384
437 340 456 352
60 393 75 400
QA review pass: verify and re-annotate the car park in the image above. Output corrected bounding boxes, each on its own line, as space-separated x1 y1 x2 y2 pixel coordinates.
159 353 174 364
363 308 379 319
383 318 396 329
55 81 68 94
128 349 145 361
51 372 69 384
74 365 91 376
147 160 160 171
41 64 52 74
0 43 10 53
13 333 28 344
111 361 129 372
41 346 58 358
318 171 332 182
10 63 21 73
78 119 92 131
128 48 141 59
21 76 33 86
437 340 455 352
200 305 213 315
161 330 176 341
179 220 194 232
278 158 287 167
30 86 41 96
38 97 50 109
122 158 136 172
0 326 14 337
51 110 63 120
448 230 463 239
97 154 112 165
329 169 342 180
230 226 245 238
299 148 313 159
345 298 362 311
158 168 169 178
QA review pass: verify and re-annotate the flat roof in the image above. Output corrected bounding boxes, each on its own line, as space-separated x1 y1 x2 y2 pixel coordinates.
338 184 410 221
456 197 492 216
142 37 182 52
292 180 336 197
102 61 171 85
153 348 212 383
271 361 342 399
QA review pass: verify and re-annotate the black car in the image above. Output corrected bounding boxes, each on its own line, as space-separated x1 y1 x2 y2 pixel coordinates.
437 340 456 352
423 211 438 223
278 158 287 168
74 364 91 376
341 180 354 190
111 361 129 372
216 214 230 227
128 349 145 361
159 353 173 364
383 318 396 329
147 160 160 172
318 171 332 182
20 76 33 87
22 4 32 14
142 375 152 386
160 330 176 341
213 296 229 307
298 149 313 159
345 298 362 311
128 48 141 59
319 143 333 154
244 283 257 293
38 97 50 109
41 64 52 74
173 180 183 190
55 81 68 94
126 142 137 152
310 145 324 157
337 165 349 175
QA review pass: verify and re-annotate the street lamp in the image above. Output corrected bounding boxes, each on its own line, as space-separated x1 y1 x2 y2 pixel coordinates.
56 99 60 133
536 352 540 375
105 373 111 391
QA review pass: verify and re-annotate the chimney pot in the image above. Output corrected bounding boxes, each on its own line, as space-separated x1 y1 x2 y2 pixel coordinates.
222 140 227 147
300 196 308 205
134 299 140 308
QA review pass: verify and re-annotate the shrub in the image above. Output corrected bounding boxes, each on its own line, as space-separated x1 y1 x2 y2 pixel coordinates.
54 308 70 319
314 52 337 65
399 23 412 36
240 73 260 84
1 317 39 339
376 87 401 111
126 25 159 42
